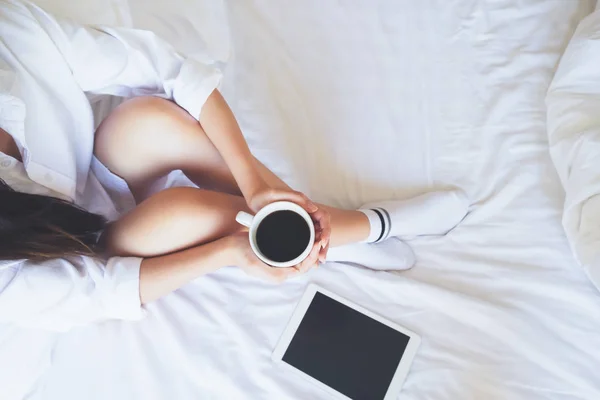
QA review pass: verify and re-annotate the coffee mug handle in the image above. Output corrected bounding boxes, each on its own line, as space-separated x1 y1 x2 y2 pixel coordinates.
235 211 254 228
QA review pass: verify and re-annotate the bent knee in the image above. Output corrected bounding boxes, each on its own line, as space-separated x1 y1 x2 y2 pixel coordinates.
95 97 188 146
94 97 197 180
115 97 182 121
118 96 197 128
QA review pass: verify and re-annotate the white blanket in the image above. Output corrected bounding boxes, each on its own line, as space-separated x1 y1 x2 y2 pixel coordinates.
547 4 600 290
3 1 600 400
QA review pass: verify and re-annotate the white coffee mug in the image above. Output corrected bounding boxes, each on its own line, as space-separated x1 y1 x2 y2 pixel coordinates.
235 201 315 268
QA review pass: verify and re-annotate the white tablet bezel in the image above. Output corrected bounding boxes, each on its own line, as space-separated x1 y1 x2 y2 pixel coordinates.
272 284 421 400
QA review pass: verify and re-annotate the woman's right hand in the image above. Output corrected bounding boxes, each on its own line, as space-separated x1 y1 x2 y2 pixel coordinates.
226 232 319 283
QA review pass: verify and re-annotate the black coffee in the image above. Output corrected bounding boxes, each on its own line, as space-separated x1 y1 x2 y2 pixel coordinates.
256 210 311 263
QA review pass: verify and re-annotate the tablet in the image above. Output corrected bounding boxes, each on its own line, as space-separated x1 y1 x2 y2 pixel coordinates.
272 284 421 400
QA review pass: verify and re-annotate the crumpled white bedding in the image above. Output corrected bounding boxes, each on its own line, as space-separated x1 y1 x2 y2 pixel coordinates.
2 1 600 400
547 3 600 291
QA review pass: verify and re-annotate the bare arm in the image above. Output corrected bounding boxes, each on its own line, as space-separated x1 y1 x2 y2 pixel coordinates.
139 237 231 304
198 91 331 260
139 235 306 304
199 90 267 200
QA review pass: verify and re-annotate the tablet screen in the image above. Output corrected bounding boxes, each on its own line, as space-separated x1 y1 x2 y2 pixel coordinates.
282 292 411 400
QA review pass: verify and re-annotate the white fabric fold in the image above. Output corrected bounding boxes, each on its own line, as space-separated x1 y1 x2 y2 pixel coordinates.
546 8 600 290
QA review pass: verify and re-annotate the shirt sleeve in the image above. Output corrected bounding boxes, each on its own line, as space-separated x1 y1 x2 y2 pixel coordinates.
31 1 222 120
0 256 145 331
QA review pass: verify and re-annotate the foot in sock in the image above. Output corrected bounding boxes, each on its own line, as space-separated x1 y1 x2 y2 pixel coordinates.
326 238 416 271
359 189 469 242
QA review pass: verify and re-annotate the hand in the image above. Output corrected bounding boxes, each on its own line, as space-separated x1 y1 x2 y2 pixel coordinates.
226 232 320 283
247 185 331 263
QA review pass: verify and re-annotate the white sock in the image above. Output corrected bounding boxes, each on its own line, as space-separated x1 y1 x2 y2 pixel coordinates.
359 189 469 242
326 238 415 271
358 209 388 243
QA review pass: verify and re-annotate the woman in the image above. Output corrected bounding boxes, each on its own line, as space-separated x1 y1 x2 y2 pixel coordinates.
0 0 468 330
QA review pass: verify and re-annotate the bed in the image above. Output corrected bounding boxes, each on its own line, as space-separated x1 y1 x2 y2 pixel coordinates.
2 1 600 399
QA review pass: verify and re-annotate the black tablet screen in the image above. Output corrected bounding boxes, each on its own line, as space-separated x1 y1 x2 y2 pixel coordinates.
282 292 410 400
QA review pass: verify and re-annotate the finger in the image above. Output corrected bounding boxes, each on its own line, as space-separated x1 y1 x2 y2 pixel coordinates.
298 193 318 212
296 257 313 274
278 266 301 281
316 216 331 263
310 207 326 225
319 240 330 263
271 263 305 282
295 262 312 275
315 231 323 243
273 189 318 213
321 224 332 252
252 258 285 283
313 211 331 243
299 242 320 272
312 209 331 239
298 244 319 272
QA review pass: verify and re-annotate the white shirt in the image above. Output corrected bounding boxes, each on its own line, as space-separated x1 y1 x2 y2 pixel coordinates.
0 0 222 331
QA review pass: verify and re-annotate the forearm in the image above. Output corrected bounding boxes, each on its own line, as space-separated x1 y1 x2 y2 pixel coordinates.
139 237 234 304
199 89 266 199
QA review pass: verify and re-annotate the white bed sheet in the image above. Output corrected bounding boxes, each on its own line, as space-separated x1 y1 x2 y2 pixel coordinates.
547 5 600 291
3 1 600 399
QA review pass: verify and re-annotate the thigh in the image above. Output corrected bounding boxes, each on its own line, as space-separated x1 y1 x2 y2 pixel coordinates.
103 187 248 258
94 96 239 202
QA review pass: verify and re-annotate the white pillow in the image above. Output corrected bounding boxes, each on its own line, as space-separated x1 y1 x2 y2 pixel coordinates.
546 8 600 290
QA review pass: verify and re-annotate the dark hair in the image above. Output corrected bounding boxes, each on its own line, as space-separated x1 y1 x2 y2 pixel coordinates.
0 178 108 261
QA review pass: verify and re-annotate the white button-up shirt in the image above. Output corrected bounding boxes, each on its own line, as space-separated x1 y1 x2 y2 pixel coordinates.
0 0 221 331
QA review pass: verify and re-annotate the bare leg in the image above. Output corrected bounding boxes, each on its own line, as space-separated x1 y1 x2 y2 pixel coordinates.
95 97 370 248
103 187 248 257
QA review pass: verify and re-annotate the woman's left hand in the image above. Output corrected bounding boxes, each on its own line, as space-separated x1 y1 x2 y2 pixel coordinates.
248 186 331 263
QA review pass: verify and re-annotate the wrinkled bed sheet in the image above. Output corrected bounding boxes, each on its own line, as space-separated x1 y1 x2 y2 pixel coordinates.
547 3 600 291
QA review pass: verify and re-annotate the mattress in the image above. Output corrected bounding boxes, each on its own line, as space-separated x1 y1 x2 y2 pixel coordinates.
3 1 600 399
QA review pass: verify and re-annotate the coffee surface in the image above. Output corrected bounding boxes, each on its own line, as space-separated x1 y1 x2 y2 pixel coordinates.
256 210 311 263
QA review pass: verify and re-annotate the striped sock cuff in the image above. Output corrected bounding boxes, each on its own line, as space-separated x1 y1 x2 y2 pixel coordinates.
372 208 392 242
359 208 392 243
